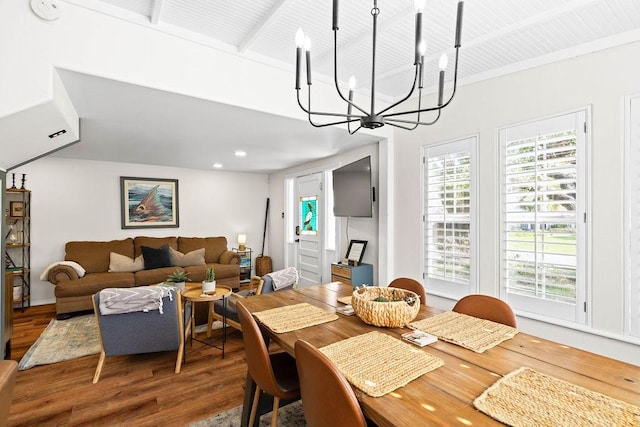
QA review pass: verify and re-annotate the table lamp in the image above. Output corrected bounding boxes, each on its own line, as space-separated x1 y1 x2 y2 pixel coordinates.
238 234 247 252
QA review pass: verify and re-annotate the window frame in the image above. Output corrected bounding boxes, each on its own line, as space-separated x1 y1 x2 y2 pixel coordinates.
499 108 589 325
421 135 478 300
624 94 640 339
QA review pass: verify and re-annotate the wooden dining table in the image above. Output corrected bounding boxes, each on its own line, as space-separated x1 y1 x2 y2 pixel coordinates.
239 282 640 426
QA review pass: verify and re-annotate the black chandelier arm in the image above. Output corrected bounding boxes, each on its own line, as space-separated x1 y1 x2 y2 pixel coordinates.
347 121 362 135
385 121 419 131
307 115 362 128
375 65 420 117
385 109 441 126
382 47 461 119
382 87 424 131
297 88 365 120
332 31 369 116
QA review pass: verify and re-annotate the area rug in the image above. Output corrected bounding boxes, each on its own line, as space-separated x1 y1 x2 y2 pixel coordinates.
18 315 225 371
18 314 101 370
189 401 306 427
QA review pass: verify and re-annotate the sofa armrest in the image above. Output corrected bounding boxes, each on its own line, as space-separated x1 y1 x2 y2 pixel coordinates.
218 250 240 265
47 265 80 284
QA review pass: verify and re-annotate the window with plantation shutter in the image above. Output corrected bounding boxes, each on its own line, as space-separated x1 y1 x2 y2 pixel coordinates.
423 137 477 299
625 95 640 339
500 110 587 324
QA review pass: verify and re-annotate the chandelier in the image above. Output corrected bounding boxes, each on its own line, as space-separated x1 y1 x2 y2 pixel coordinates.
295 0 464 134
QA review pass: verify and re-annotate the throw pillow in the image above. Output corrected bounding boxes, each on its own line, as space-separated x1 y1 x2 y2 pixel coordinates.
108 252 145 273
169 247 206 267
141 244 172 270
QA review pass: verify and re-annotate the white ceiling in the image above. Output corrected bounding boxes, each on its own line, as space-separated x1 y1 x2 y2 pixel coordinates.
50 0 640 172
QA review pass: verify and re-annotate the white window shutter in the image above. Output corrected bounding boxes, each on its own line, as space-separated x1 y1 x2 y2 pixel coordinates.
423 137 477 299
500 110 587 324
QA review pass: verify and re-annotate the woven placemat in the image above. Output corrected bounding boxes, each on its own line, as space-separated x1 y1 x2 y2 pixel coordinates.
410 311 518 353
253 303 338 333
337 296 352 305
320 331 444 397
474 367 640 426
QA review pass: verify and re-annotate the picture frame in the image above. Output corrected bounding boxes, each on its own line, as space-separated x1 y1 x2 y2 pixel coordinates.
120 177 179 229
346 240 367 264
10 201 24 217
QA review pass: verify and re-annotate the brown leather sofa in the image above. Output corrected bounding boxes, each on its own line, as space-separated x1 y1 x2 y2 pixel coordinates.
46 236 241 316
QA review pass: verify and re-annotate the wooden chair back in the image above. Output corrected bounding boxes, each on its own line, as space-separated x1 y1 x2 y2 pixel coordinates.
294 340 366 427
389 277 426 304
452 294 517 327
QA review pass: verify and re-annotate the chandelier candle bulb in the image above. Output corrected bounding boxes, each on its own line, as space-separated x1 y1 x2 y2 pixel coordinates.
414 12 423 64
455 1 464 47
305 36 312 85
438 70 445 106
295 28 305 90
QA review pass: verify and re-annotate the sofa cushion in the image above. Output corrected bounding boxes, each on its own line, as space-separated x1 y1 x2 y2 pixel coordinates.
179 237 228 263
134 266 178 286
134 236 178 258
184 263 240 282
54 272 135 298
109 253 144 273
65 239 134 274
169 247 206 267
141 245 172 270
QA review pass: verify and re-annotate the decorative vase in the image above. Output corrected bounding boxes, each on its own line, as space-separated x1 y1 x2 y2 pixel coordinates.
202 280 216 293
174 281 186 292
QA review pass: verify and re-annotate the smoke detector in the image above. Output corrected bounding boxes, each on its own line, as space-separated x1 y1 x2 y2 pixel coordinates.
30 0 61 21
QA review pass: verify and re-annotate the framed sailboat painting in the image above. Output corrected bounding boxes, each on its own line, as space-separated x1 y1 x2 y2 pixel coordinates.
120 177 179 229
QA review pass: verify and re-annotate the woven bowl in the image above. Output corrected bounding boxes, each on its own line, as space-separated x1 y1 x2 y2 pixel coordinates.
351 286 420 327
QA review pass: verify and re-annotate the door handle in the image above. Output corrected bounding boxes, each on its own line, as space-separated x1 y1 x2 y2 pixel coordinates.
295 239 300 243
295 225 300 236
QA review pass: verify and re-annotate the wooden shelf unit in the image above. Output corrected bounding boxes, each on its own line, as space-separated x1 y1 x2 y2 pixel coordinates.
5 187 31 311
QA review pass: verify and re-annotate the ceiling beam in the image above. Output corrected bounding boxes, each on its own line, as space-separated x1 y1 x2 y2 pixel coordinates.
368 0 602 89
150 0 164 25
238 0 290 54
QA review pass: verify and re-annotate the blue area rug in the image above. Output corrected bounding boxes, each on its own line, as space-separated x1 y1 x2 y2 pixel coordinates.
18 314 100 370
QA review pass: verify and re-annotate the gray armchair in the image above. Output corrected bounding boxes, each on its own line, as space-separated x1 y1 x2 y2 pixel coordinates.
91 288 187 383
212 268 297 332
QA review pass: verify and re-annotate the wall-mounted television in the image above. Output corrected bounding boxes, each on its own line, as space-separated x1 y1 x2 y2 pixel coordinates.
332 156 373 218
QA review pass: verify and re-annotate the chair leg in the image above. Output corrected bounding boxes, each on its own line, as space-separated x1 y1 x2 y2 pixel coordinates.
175 344 184 374
249 386 261 427
271 396 280 427
92 351 106 383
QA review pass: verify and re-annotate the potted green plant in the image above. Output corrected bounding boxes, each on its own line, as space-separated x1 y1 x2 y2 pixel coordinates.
202 266 216 293
166 269 190 291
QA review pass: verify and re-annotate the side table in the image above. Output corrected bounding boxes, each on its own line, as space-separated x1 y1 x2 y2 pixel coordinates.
182 286 232 358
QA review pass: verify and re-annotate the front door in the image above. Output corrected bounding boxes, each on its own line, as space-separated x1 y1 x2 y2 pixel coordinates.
295 172 323 287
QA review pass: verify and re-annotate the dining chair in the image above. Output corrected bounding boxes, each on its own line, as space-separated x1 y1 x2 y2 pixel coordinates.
236 301 300 427
452 294 517 327
294 340 367 427
389 277 426 304
0 360 18 426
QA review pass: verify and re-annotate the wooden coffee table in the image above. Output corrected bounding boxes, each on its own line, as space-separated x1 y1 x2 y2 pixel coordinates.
182 286 232 358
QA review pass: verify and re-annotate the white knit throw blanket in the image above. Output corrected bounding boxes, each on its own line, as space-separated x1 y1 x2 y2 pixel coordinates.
267 267 298 290
99 285 173 315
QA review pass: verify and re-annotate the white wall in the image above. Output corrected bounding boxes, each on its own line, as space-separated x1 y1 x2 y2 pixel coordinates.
268 143 382 283
393 41 640 365
9 157 268 305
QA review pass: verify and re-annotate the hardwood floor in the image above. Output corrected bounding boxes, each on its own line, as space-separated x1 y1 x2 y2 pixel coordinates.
7 304 249 426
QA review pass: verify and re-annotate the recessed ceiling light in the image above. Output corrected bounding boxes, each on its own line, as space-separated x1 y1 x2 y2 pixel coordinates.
213 163 223 168
235 150 247 157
